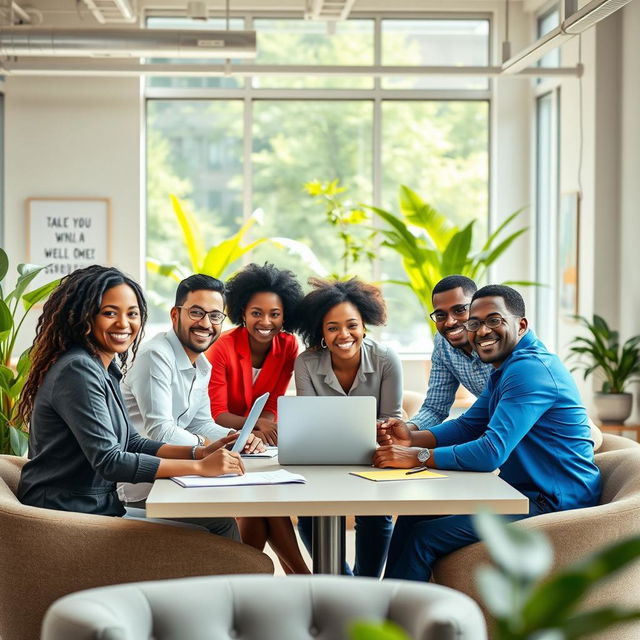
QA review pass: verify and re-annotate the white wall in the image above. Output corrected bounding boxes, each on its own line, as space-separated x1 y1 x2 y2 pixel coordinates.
4 76 143 351
618 0 640 421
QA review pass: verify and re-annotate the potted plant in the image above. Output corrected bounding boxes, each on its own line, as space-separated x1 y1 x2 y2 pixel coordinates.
568 314 640 424
0 248 59 455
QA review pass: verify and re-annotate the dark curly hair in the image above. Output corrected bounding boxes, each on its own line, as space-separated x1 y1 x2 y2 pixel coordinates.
18 265 147 426
225 263 303 332
296 277 387 348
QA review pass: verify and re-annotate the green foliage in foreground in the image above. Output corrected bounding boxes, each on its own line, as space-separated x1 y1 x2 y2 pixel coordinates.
0 248 59 455
347 512 640 640
568 314 640 394
473 510 640 639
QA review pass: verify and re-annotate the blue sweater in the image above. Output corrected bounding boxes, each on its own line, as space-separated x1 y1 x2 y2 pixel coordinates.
430 330 601 511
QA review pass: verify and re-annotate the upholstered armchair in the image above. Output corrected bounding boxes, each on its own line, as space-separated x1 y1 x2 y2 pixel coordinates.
0 455 273 640
433 443 640 640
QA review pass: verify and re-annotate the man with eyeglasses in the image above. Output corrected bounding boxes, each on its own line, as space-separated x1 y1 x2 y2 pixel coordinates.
375 284 601 582
117 274 262 517
407 275 493 431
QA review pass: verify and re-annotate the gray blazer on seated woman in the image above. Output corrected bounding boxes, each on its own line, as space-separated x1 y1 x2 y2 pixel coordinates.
294 277 403 577
17 265 244 538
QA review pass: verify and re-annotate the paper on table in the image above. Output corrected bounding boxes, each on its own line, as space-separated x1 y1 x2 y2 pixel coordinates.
350 469 447 482
241 446 278 459
171 469 305 488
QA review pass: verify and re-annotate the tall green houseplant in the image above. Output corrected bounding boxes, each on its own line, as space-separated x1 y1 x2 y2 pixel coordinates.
0 249 59 455
366 186 534 334
148 194 325 286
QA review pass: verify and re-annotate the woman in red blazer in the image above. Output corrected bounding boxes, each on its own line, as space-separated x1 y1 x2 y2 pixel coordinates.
206 263 309 573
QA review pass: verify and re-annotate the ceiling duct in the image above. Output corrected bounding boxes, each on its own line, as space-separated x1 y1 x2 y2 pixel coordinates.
0 27 257 58
81 0 135 24
305 0 358 21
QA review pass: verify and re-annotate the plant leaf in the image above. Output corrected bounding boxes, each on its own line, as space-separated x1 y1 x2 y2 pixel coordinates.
349 620 411 640
0 299 13 336
170 194 205 272
473 510 553 580
7 263 47 305
146 259 185 283
9 426 28 457
441 222 473 275
0 248 8 283
0 365 14 390
22 278 60 312
521 536 640 628
559 607 640 640
475 565 516 619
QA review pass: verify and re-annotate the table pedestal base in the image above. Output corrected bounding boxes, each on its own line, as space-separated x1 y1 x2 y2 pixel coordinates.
312 515 346 574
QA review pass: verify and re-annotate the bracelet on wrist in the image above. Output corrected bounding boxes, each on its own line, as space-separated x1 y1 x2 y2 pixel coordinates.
191 444 199 460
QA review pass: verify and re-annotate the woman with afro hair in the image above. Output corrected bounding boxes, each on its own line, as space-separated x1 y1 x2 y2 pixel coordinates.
206 262 310 573
294 277 403 577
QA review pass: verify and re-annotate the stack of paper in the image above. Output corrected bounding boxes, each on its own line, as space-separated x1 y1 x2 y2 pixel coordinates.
171 469 305 488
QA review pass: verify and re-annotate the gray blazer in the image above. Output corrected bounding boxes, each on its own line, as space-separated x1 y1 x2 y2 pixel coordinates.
18 347 163 517
294 337 403 420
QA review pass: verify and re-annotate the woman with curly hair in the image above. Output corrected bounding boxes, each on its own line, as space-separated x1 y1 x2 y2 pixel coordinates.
17 265 244 530
206 262 310 573
295 277 403 577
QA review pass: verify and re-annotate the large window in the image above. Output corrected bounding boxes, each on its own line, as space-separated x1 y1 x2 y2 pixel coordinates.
146 15 490 353
534 90 560 348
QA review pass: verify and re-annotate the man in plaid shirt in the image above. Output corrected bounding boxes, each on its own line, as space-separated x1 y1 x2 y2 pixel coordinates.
408 275 493 430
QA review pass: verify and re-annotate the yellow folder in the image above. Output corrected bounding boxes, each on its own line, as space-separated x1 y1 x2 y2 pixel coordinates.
350 469 447 481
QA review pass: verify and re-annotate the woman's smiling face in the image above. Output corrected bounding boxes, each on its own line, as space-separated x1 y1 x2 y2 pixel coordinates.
91 283 141 368
321 301 365 363
243 291 284 345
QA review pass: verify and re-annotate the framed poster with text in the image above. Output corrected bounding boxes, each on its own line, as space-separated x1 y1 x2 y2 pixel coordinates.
26 198 111 286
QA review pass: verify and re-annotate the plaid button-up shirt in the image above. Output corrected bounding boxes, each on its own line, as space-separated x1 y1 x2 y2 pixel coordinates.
410 332 493 430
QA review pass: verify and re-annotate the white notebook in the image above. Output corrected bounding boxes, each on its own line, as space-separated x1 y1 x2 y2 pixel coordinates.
241 446 278 459
170 469 305 488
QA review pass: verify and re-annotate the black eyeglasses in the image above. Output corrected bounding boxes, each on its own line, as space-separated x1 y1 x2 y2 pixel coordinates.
177 305 227 325
429 304 470 323
463 314 514 332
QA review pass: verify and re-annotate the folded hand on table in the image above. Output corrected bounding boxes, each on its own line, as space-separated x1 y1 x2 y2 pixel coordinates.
376 418 412 448
373 445 421 469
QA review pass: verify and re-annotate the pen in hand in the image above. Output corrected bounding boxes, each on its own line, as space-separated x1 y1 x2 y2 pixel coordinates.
405 466 428 475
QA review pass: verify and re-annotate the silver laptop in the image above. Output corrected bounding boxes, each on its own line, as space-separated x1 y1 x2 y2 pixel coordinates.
277 396 377 465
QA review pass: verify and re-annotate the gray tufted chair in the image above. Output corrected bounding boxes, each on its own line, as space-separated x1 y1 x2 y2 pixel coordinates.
42 574 487 640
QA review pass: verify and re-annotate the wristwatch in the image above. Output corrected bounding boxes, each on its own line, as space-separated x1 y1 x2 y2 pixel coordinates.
417 448 431 464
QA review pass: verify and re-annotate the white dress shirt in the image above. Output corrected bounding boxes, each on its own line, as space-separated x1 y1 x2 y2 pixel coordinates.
117 329 230 502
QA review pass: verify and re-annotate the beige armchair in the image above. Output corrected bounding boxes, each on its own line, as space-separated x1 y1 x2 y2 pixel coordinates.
0 455 273 640
433 444 640 640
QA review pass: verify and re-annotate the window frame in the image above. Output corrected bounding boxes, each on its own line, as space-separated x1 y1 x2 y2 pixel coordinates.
144 11 493 354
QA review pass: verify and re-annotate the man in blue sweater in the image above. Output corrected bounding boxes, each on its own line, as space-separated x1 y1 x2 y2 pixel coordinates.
374 284 601 581
408 275 493 430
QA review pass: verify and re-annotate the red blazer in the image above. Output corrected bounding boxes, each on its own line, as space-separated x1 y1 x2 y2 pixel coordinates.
206 326 298 421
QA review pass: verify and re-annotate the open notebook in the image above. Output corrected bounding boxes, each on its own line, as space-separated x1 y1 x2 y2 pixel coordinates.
171 469 305 488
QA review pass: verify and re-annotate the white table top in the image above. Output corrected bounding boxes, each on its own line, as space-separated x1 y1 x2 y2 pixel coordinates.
146 457 528 519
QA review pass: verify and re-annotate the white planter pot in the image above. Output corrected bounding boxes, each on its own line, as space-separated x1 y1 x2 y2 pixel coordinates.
594 392 633 424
